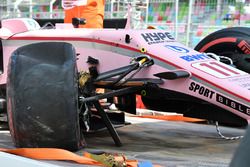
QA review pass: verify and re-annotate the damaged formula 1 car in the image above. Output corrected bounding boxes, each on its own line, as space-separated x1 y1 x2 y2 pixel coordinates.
0 18 249 151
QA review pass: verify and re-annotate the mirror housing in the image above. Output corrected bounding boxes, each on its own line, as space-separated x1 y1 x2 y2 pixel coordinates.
72 18 86 28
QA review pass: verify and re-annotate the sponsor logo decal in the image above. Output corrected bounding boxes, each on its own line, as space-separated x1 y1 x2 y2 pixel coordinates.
238 40 250 54
165 45 190 53
180 54 210 62
141 32 174 45
189 82 250 116
189 82 215 99
216 93 250 116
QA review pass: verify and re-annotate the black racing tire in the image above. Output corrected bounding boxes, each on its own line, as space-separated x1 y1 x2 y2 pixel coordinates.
194 27 250 73
7 42 83 151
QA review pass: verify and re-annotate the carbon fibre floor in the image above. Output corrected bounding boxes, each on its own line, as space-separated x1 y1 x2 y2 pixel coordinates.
0 116 246 167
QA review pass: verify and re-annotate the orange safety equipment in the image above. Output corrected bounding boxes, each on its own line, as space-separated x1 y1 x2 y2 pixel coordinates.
64 0 105 28
0 148 156 167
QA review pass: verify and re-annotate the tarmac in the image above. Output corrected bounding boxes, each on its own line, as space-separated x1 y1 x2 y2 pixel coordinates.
0 115 246 167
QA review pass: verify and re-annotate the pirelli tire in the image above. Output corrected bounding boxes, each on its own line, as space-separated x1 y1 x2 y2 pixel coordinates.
194 27 250 73
7 42 83 151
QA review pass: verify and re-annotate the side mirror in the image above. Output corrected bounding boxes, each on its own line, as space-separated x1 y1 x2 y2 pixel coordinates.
72 18 86 28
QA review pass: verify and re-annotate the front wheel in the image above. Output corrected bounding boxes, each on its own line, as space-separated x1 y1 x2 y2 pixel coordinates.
7 42 83 151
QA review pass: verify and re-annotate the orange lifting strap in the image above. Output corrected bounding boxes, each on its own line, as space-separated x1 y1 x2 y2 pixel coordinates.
0 148 159 167
64 0 105 28
0 148 100 165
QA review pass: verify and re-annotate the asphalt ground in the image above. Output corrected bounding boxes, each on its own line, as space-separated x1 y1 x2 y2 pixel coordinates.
0 116 246 167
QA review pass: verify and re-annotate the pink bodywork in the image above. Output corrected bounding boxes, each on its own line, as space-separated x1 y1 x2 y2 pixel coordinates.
1 18 250 122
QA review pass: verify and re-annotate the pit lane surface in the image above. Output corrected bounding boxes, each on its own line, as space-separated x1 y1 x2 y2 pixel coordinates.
0 116 245 167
